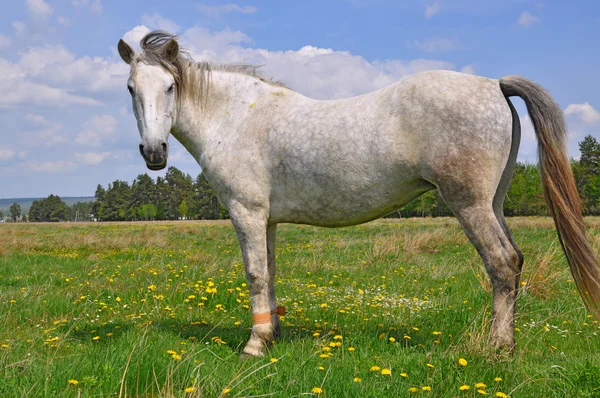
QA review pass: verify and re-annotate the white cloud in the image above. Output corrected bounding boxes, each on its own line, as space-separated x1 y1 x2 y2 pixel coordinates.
565 103 600 124
121 25 152 51
72 0 102 14
182 25 253 51
25 0 54 20
23 113 67 146
0 60 101 108
0 53 104 107
57 16 71 27
13 21 27 36
0 34 11 51
425 1 440 18
0 148 16 161
518 11 539 27
408 37 457 52
24 160 77 173
75 115 118 147
16 45 129 94
460 65 475 74
175 26 460 100
141 13 181 34
197 3 258 19
76 152 111 165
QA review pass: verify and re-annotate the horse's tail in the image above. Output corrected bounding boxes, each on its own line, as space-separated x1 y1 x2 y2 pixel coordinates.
500 75 600 318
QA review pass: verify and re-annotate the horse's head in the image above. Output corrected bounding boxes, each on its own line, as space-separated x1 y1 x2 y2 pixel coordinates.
117 32 181 171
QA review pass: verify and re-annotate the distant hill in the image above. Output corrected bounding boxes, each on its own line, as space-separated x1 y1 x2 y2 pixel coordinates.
0 197 95 214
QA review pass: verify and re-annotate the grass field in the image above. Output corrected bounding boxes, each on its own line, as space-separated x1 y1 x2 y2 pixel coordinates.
2 218 600 397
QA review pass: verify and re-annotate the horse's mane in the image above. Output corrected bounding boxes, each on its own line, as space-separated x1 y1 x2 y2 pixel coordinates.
133 31 285 107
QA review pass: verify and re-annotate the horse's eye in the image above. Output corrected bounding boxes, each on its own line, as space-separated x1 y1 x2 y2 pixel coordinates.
167 84 174 94
127 85 134 95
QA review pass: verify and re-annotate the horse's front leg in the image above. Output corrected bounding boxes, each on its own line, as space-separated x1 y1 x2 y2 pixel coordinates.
267 224 281 338
231 207 272 357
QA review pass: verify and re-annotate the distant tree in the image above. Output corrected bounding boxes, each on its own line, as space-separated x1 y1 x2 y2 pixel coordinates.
28 195 68 222
102 180 132 221
505 163 546 216
93 184 106 220
0 210 3 220
165 167 194 219
130 174 156 220
70 201 93 221
138 203 157 221
10 202 21 222
46 195 68 221
194 173 226 219
575 135 600 214
29 200 42 222
178 200 188 219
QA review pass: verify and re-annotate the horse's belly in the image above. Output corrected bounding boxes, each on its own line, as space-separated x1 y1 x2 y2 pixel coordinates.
268 177 433 227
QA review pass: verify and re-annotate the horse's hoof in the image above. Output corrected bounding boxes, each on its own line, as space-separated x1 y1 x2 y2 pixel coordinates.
242 339 266 358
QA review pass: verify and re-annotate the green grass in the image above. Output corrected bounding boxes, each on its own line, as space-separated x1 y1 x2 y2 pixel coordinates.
1 218 600 397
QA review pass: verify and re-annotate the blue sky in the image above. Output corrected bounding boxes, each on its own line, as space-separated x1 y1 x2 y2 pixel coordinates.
1 0 599 198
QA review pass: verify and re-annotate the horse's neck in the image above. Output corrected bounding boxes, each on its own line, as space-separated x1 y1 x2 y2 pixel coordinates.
172 71 271 164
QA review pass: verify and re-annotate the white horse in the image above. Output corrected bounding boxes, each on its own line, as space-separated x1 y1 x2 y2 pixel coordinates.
118 31 600 357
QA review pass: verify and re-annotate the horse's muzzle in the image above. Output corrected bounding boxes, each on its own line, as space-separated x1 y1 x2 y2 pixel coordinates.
139 142 168 171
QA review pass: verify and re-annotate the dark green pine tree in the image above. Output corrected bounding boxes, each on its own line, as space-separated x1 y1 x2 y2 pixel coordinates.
575 135 600 214
92 184 106 220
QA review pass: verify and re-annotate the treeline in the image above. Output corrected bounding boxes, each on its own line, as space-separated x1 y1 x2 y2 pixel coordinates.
6 135 600 222
93 167 227 221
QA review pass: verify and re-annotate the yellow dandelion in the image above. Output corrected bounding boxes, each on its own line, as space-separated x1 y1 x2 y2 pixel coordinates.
475 383 487 389
389 337 396 342
223 388 231 394
494 377 502 382
422 386 432 391
400 372 408 378
458 358 468 367
478 390 488 395
426 363 434 368
403 335 411 340
496 393 507 398
172 354 182 361
409 387 419 393
313 332 321 337
348 347 355 352
334 335 343 340
459 385 470 391
68 379 79 385
353 377 362 383
312 387 323 394
166 350 177 355
432 331 442 336
370 366 381 371
381 368 391 376
270 358 279 363
184 387 196 393
318 366 325 370
92 336 100 341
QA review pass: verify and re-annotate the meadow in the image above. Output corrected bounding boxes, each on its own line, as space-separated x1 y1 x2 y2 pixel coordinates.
1 218 600 397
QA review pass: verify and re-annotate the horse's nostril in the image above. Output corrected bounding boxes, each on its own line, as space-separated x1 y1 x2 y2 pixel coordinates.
139 144 144 156
161 142 168 152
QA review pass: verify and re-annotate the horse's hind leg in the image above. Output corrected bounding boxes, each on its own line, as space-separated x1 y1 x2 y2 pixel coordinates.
440 190 521 349
493 97 525 291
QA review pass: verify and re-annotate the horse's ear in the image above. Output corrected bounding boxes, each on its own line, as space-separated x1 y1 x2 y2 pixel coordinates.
118 39 135 64
163 39 179 62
